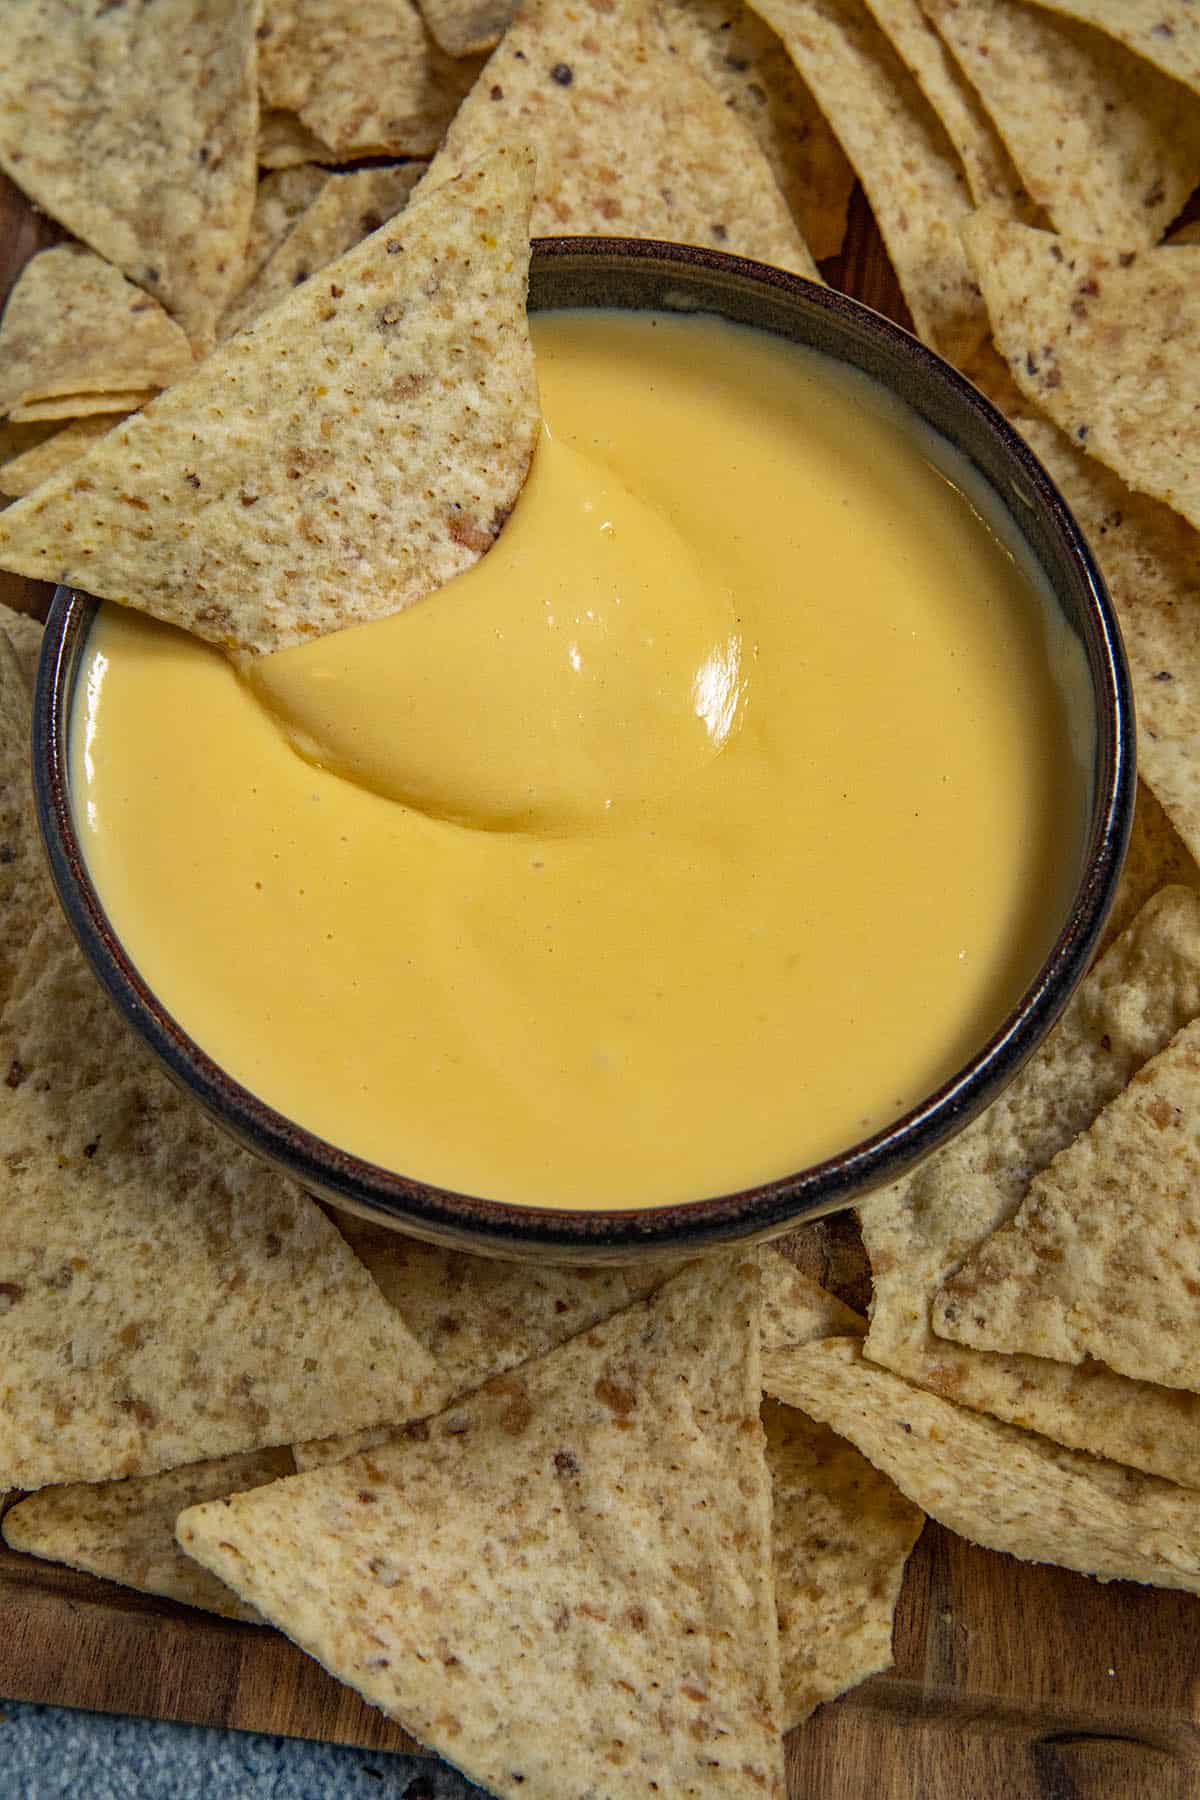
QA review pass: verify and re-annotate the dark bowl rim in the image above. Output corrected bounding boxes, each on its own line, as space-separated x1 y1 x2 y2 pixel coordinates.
33 234 1136 1256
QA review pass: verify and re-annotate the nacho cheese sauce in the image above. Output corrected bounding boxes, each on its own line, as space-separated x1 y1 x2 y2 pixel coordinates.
73 310 1084 1210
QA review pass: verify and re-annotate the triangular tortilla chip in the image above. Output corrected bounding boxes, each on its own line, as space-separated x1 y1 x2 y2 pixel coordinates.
862 0 1036 216
1023 0 1200 98
295 1241 907 1732
934 1016 1200 1391
419 0 515 55
179 1260 787 1800
0 149 539 656
1006 414 1200 865
8 389 156 424
0 0 259 351
1102 780 1200 957
764 1337 1200 1591
759 1248 865 1346
660 0 854 261
242 166 332 290
0 601 42 689
857 887 1200 1486
420 0 821 279
0 415 131 501
257 0 483 157
753 0 986 361
2 1449 293 1620
965 210 1200 524
221 164 425 338
293 1237 856 1470
754 1259 919 1727
765 1399 922 1727
922 0 1200 246
0 900 442 1489
294 1219 685 1469
0 246 193 418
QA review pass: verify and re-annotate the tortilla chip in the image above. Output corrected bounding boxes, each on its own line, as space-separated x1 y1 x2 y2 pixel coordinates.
0 601 42 689
258 109 345 169
922 0 1200 247
179 1261 787 1800
0 416 131 500
765 1399 922 1727
764 1337 1200 1592
759 1248 865 1345
2 1449 293 1620
857 886 1200 1486
221 164 425 338
419 0 515 55
294 1239 855 1471
0 0 259 352
862 0 1036 216
660 0 855 261
0 246 193 420
756 1256 916 1723
332 1213 686 1398
257 0 482 158
753 0 986 361
1103 781 1200 956
1022 0 1200 97
421 0 821 279
964 214 1200 534
8 389 156 425
0 149 539 657
0 632 41 1012
934 1017 1200 1391
1009 415 1200 864
0 860 441 1486
295 1221 685 1469
243 166 332 288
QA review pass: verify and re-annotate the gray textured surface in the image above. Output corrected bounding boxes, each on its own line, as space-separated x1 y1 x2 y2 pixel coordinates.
0 1701 488 1798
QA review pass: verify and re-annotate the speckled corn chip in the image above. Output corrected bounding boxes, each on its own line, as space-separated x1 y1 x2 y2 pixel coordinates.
922 0 1200 245
257 0 481 157
858 887 1200 1486
0 0 259 352
181 1261 787 1800
753 0 986 360
420 0 821 278
0 247 192 420
765 1337 1200 1591
2 1450 294 1620
963 212 1200 536
0 150 539 656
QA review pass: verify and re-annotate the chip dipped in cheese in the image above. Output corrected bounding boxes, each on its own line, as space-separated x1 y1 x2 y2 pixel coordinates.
247 428 745 830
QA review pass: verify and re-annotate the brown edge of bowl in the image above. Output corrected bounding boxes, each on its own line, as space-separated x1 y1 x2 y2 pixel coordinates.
32 236 1135 1263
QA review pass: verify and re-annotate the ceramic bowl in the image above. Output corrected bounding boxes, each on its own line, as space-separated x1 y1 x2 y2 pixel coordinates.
33 237 1134 1263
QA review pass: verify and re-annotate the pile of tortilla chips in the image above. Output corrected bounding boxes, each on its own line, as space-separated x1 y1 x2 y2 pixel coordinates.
4 1 1200 1796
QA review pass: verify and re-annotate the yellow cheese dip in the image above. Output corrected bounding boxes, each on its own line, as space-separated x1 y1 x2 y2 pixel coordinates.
72 310 1085 1210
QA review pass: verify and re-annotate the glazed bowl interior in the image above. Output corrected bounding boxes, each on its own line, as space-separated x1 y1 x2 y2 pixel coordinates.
33 237 1134 1264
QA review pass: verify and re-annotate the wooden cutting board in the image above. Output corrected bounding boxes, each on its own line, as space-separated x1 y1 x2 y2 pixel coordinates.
3 174 1200 1800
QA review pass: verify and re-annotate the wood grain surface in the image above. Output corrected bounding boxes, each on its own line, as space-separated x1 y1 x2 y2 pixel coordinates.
3 168 1200 1800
